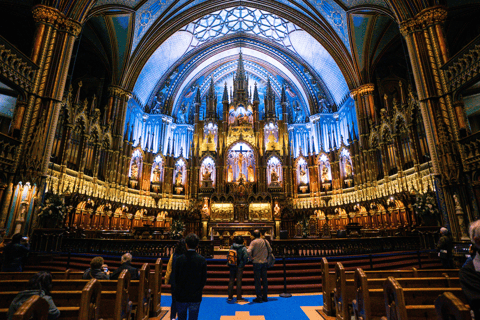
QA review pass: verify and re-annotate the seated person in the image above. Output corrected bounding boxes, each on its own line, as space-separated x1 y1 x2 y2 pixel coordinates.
110 253 139 280
1 233 29 272
7 271 60 320
460 219 480 319
83 256 109 279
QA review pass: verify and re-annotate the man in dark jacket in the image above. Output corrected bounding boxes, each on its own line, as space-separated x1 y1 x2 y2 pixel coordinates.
175 233 207 320
1 233 29 272
460 220 480 320
110 253 139 280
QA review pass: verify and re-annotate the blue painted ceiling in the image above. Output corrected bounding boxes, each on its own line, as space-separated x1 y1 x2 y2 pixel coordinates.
85 1 403 121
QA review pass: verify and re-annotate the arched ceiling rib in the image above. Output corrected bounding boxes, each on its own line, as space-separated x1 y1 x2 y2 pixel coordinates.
132 6 351 110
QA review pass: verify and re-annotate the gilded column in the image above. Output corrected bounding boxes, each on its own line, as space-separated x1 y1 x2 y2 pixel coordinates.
398 5 468 235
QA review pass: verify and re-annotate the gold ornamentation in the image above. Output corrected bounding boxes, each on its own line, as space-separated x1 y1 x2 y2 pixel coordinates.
109 86 132 100
400 6 448 36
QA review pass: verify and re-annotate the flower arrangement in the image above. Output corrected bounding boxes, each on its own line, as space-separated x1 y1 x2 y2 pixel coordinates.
170 218 185 239
37 193 66 228
414 191 440 225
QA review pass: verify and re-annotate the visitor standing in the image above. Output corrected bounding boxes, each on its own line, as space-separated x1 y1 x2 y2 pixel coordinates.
175 233 207 320
436 227 453 269
460 220 480 319
165 239 187 320
248 230 271 303
227 236 249 302
1 233 29 272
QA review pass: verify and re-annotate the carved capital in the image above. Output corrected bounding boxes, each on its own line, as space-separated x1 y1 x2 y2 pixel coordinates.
32 5 82 37
108 86 132 100
351 84 375 98
400 6 448 36
62 19 82 36
32 5 63 25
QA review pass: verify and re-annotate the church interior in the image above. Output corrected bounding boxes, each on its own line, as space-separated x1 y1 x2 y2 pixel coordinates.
1 0 480 319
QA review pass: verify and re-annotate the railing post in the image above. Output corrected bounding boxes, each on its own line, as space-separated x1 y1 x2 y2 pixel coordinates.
279 255 292 298
369 254 374 269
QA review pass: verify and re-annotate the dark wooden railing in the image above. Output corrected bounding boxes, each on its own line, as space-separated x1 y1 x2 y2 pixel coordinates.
60 238 215 259
271 236 422 258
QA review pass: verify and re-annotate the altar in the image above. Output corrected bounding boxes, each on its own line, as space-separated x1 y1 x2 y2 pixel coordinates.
209 222 275 247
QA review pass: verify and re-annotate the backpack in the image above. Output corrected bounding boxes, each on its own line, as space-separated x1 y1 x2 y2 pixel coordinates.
227 249 238 266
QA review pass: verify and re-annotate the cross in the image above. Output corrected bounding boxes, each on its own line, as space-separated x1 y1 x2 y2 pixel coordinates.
232 144 250 155
220 312 265 320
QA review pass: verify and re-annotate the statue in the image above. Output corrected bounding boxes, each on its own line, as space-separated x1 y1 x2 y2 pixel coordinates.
271 168 279 183
227 165 233 182
299 166 308 185
274 202 281 217
201 199 209 218
152 166 161 183
248 164 254 182
344 160 352 178
175 170 183 186
202 168 212 181
177 103 187 124
130 161 139 180
321 165 329 183
207 131 214 144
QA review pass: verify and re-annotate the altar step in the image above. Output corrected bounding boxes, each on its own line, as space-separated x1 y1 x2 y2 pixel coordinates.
24 250 442 295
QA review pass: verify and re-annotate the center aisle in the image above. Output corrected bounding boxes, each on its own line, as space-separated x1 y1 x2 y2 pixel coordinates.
161 294 323 320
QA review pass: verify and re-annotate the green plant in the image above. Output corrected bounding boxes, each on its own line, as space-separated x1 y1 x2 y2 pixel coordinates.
170 218 185 239
414 191 440 224
37 193 66 226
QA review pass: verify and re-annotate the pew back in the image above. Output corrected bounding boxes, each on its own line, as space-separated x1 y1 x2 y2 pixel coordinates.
11 295 49 320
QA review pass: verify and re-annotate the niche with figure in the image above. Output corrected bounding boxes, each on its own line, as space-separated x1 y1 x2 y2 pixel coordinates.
151 155 164 192
226 142 256 183
267 156 282 188
318 153 332 191
296 157 309 193
129 149 143 189
340 149 354 187
200 157 216 188
173 159 186 194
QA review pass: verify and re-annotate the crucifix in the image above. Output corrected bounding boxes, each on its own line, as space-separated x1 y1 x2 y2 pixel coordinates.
233 145 250 180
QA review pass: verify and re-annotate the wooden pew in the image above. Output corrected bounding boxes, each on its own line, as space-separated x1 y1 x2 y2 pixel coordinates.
352 269 461 320
321 258 335 316
0 270 71 280
148 258 163 317
130 263 151 320
383 277 466 320
0 278 101 320
435 292 472 320
334 262 354 320
322 257 460 319
11 295 48 320
0 271 132 320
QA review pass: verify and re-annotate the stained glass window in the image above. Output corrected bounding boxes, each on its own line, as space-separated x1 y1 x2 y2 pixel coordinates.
191 7 297 50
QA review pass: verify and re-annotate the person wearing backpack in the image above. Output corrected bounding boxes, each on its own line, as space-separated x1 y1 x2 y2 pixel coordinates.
227 236 249 302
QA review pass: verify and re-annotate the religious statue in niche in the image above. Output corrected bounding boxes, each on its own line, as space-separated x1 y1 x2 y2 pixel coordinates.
175 171 183 186
227 165 233 182
177 103 188 124
274 201 281 218
130 161 139 180
248 164 254 182
299 166 308 185
294 102 304 123
152 165 161 183
321 165 329 183
267 132 277 150
201 198 210 219
344 160 352 178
